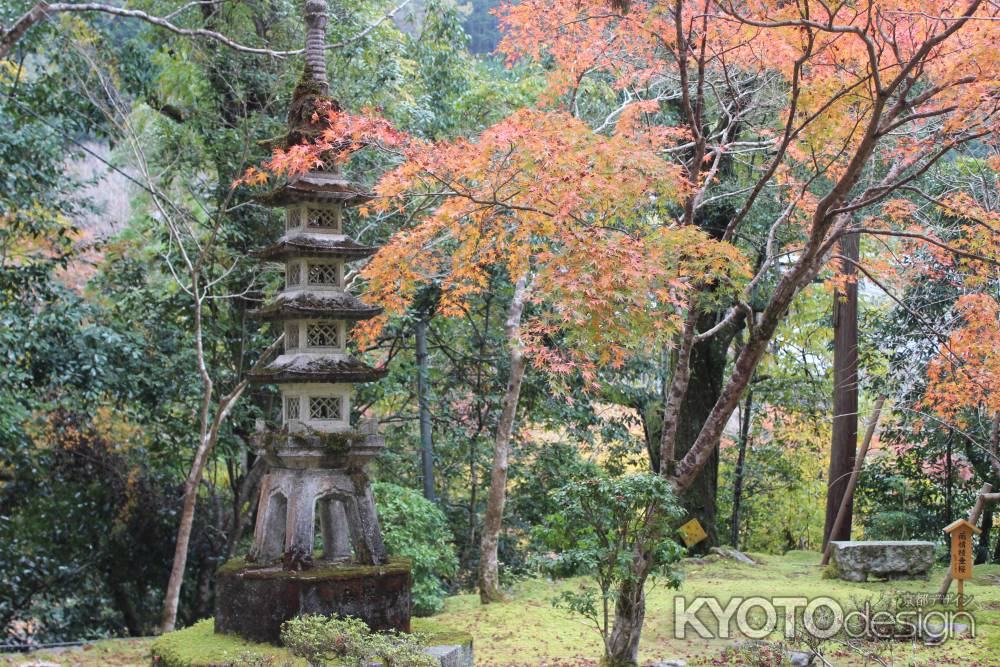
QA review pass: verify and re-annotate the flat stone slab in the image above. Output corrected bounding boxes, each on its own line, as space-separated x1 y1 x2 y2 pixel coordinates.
829 540 934 582
425 642 474 667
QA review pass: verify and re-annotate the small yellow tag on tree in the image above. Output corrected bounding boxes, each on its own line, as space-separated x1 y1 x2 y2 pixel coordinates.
678 518 708 547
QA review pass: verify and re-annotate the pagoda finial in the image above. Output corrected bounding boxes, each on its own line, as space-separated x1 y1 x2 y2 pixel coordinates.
287 0 337 140
303 0 330 95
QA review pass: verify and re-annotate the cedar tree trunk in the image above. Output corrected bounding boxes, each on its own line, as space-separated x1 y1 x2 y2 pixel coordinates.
824 232 859 544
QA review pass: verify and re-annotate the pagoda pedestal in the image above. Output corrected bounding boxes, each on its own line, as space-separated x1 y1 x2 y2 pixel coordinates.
215 558 412 644
214 421 412 642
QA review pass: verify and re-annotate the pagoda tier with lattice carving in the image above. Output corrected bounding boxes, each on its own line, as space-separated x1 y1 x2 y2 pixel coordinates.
248 184 385 429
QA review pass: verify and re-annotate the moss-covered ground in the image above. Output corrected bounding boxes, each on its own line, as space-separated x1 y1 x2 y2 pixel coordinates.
5 550 997 666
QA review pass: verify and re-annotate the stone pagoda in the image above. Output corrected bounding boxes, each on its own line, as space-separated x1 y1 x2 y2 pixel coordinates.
215 0 411 644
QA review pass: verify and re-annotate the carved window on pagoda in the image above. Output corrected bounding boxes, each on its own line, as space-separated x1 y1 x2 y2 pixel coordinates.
286 208 301 231
284 396 301 421
309 396 342 421
285 323 299 351
307 322 340 348
306 207 340 231
316 152 340 173
308 262 339 287
286 263 302 287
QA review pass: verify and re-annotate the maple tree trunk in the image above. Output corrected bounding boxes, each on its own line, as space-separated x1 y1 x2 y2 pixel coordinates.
416 318 436 501
658 307 700 472
824 232 859 545
478 275 529 603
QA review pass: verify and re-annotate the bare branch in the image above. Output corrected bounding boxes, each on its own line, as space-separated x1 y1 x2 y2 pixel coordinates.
0 0 413 60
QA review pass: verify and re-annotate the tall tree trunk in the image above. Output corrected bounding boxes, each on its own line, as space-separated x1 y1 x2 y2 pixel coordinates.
478 275 530 603
946 436 954 524
730 387 753 548
160 439 214 632
415 318 436 501
673 312 737 548
824 232 859 544
604 550 653 667
643 310 736 546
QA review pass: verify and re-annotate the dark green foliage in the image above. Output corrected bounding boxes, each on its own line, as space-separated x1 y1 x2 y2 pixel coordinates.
373 483 458 615
856 451 976 543
506 440 602 575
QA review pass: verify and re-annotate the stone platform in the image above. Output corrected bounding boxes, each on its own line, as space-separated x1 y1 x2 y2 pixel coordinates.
828 540 934 582
215 557 412 644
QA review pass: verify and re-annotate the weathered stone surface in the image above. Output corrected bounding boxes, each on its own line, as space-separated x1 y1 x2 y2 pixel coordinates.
709 546 756 565
425 642 475 667
731 641 814 666
829 540 934 582
215 558 412 644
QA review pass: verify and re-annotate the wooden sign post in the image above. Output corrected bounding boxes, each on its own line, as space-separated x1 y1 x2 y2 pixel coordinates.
944 518 981 612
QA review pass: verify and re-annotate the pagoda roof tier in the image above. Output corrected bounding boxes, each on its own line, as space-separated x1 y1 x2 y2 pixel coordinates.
253 233 377 261
248 353 388 384
250 291 382 321
256 173 373 208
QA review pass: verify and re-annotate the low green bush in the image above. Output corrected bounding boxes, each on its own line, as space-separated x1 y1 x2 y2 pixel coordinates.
374 482 458 616
280 614 435 667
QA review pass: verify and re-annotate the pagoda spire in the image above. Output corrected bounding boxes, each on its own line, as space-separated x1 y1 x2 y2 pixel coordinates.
303 0 330 95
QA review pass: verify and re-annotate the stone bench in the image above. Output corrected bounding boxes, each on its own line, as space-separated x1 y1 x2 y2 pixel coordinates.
829 540 934 582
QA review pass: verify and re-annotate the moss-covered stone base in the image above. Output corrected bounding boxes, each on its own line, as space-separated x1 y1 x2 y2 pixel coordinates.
151 618 306 667
151 618 472 667
215 557 412 644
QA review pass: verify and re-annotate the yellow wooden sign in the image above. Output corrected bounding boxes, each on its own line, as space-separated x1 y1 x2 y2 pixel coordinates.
678 518 708 547
944 518 980 581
